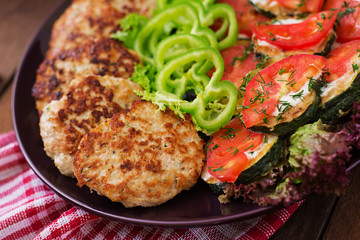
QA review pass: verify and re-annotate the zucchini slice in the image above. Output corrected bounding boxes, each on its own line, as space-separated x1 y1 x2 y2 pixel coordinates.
317 40 360 123
250 92 321 135
235 134 285 185
202 134 285 193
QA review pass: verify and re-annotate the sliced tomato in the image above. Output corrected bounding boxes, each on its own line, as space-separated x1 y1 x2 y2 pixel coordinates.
252 10 337 50
217 0 269 37
323 0 345 10
207 117 264 183
242 54 326 128
334 1 360 43
275 0 324 13
324 40 360 82
219 45 258 89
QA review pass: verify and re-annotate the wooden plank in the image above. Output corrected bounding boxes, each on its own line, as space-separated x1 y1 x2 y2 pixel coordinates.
270 194 337 240
0 85 13 133
323 167 360 240
0 0 61 81
0 0 62 132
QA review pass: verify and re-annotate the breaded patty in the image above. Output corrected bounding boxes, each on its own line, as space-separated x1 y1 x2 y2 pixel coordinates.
40 75 141 177
32 38 140 113
32 0 156 113
48 0 156 57
74 101 205 208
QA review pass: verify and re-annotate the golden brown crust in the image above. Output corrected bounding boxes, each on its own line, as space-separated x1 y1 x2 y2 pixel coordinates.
32 38 140 113
40 75 141 176
47 0 156 57
32 0 157 114
74 101 205 207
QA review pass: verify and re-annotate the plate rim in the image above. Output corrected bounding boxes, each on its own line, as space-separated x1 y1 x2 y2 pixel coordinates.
14 0 360 228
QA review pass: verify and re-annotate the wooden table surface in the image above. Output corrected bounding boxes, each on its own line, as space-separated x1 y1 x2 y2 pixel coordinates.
1 0 359 239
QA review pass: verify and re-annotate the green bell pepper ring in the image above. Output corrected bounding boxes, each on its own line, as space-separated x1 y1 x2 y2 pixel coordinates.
157 0 215 10
154 34 214 81
202 3 238 49
156 0 238 50
156 47 237 133
134 2 218 65
154 34 209 70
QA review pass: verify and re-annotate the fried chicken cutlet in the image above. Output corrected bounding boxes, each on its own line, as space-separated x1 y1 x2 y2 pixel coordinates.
40 75 141 177
47 0 156 57
32 0 156 114
74 101 205 207
32 38 140 113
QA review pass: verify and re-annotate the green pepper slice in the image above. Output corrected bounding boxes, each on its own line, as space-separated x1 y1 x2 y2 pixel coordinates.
134 2 218 65
156 0 238 49
156 47 237 133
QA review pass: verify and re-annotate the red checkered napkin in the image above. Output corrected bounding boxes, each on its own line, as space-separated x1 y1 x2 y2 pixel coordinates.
0 131 301 239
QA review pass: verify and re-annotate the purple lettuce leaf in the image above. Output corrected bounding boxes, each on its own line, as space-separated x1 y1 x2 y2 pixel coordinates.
344 102 360 150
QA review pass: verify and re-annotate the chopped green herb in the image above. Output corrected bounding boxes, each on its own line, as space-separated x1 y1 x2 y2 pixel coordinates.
279 68 287 74
244 144 254 151
337 2 358 26
352 63 359 72
290 90 304 101
212 144 220 150
221 127 238 139
212 167 224 172
226 146 240 156
307 76 316 91
316 22 323 31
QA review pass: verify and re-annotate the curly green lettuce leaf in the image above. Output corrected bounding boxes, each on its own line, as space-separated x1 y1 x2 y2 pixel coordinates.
111 13 148 49
130 64 156 92
135 90 186 119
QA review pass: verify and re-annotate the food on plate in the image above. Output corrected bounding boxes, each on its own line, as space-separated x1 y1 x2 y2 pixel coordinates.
202 117 285 188
344 102 360 149
216 120 353 206
217 43 258 90
216 0 270 38
32 0 157 114
46 0 156 57
40 75 141 176
317 40 360 123
34 0 360 208
249 0 324 18
74 101 205 207
242 54 325 134
134 0 238 63
32 38 140 113
324 1 360 43
252 11 337 60
123 1 239 134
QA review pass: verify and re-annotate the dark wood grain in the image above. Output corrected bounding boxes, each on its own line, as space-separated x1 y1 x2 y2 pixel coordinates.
270 194 337 240
323 166 360 240
0 0 62 132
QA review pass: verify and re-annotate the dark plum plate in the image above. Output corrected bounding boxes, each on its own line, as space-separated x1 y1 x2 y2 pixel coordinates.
12 0 360 227
11 0 275 227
